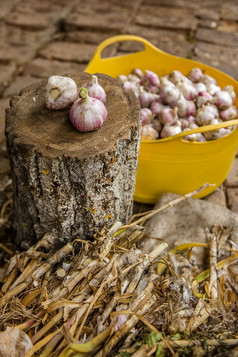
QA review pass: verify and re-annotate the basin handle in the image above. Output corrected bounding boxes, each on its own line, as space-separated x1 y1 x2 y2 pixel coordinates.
148 118 238 143
86 34 166 64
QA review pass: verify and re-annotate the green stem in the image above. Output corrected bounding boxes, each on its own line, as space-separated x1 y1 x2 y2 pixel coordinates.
80 87 88 99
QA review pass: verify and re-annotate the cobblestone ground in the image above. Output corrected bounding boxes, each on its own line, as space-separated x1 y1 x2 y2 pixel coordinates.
1 0 238 213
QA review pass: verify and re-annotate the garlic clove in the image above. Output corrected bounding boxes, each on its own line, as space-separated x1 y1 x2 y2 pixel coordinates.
45 75 78 110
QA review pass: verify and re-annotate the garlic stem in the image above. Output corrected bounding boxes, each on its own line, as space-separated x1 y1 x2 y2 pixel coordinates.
80 87 88 99
50 88 61 99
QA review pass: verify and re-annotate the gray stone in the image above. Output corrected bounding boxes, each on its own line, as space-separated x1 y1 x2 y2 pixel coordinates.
3 75 38 98
5 10 56 31
192 42 238 79
64 30 118 45
225 157 238 187
135 6 198 31
0 98 9 144
0 97 10 117
4 1 77 30
126 25 194 57
65 11 130 32
203 185 227 207
0 62 16 96
142 0 201 10
217 21 238 34
0 42 36 65
197 19 218 29
0 0 20 19
221 3 238 22
140 193 238 265
0 24 55 49
23 58 85 78
39 42 96 63
195 27 238 48
195 7 220 21
227 188 238 214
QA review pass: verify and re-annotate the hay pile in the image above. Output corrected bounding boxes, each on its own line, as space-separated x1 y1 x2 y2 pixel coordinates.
0 186 238 357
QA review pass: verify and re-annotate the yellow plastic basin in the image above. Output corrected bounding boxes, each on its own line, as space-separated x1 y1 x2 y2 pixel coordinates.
85 35 238 204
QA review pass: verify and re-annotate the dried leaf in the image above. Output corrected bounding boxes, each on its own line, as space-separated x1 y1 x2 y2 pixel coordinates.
0 327 33 357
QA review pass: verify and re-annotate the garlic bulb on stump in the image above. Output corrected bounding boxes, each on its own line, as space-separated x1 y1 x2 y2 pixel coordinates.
69 87 108 132
81 75 107 103
45 75 78 110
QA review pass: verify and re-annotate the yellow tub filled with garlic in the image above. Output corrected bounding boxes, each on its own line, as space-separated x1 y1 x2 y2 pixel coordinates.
85 35 238 204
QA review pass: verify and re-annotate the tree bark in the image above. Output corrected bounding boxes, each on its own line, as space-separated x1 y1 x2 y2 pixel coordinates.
5 72 141 247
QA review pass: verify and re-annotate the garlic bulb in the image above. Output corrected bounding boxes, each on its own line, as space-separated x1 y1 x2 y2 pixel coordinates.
204 128 232 140
118 67 238 142
213 90 233 109
169 70 186 85
188 67 203 83
81 75 106 103
220 105 238 121
69 87 107 132
160 122 182 138
159 107 178 125
141 125 159 140
141 108 153 126
45 75 78 110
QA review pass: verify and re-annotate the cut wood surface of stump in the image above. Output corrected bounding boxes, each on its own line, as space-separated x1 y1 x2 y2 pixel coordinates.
5 72 141 247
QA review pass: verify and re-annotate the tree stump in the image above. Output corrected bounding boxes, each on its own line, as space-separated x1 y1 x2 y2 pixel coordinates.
5 72 141 247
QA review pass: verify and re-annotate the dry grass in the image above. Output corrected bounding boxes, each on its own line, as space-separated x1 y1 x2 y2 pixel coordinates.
0 184 237 356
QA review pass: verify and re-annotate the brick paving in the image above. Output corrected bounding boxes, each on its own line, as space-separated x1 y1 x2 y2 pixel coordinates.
1 0 238 213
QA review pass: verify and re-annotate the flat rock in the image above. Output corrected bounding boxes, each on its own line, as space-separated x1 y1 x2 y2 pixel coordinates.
0 63 16 96
221 2 238 22
225 157 238 187
143 0 201 10
135 6 198 31
23 58 85 78
0 0 19 20
39 42 96 63
0 42 36 65
140 193 238 265
192 42 238 79
203 185 226 207
65 10 130 32
3 75 38 98
195 27 238 48
227 188 238 214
